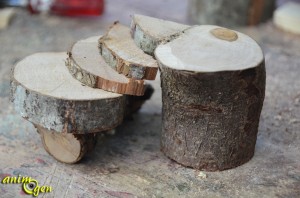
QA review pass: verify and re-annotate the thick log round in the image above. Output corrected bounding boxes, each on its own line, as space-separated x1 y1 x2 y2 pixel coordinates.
155 25 266 171
11 52 125 134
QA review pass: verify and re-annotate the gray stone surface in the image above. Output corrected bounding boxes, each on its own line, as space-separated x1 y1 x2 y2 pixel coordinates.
0 1 299 197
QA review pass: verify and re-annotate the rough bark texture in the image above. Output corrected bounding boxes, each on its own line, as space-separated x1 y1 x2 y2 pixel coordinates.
99 22 158 80
11 53 126 134
188 0 275 27
130 15 190 55
36 125 97 164
11 79 125 134
159 63 266 171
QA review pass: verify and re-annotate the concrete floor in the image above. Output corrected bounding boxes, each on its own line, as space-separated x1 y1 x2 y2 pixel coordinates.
0 1 299 197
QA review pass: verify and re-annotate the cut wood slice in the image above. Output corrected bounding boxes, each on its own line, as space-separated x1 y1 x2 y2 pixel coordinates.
99 22 158 80
130 14 190 55
36 125 97 164
67 36 145 96
11 52 125 134
155 25 264 72
274 2 300 35
155 25 265 171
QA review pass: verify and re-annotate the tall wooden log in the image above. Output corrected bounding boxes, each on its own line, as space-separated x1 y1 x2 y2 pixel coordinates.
99 22 158 80
155 25 266 171
11 52 125 134
130 14 190 55
66 36 145 96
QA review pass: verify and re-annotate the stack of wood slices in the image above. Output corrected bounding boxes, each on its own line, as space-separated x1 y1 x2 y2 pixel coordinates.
11 14 265 171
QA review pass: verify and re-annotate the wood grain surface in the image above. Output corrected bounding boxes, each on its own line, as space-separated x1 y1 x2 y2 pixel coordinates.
99 22 158 80
67 36 146 96
11 52 125 134
130 14 190 55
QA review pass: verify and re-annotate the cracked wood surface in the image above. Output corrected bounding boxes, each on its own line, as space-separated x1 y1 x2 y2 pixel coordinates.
99 22 158 80
66 36 145 96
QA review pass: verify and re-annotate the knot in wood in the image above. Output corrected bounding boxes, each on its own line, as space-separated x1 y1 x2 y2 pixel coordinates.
210 28 238 42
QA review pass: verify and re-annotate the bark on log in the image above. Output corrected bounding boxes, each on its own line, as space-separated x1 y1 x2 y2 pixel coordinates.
11 52 125 134
99 22 158 80
188 0 275 27
66 36 145 96
130 14 190 55
155 25 266 171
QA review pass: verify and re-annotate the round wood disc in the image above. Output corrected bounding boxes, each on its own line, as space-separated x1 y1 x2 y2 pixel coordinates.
67 36 146 96
99 23 158 80
11 52 125 134
155 25 263 72
130 14 190 55
37 125 96 164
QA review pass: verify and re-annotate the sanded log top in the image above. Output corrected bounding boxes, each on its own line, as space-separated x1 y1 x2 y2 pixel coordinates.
99 22 158 80
67 36 145 96
131 14 190 55
11 52 125 133
155 25 264 72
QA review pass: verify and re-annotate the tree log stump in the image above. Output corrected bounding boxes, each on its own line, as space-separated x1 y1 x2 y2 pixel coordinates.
155 25 266 171
11 52 125 163
99 22 158 80
66 36 145 96
130 14 190 55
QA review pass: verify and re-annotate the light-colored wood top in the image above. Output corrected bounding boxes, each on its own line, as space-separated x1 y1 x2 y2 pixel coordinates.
38 126 86 164
274 2 300 34
14 52 122 100
132 14 190 39
72 36 129 84
155 25 264 72
70 36 145 96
